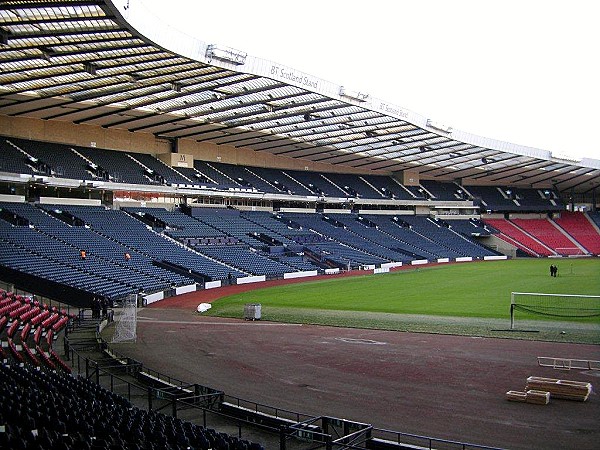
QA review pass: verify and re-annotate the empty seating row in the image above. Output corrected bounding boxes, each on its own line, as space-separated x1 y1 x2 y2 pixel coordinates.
0 362 265 450
0 289 72 371
484 213 599 256
1 135 564 210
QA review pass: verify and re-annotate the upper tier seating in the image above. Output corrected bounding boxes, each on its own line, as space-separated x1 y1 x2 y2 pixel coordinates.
0 135 573 215
7 137 91 180
131 153 193 186
207 162 277 192
0 138 37 175
193 160 241 189
280 169 348 197
317 172 381 198
75 146 151 184
421 180 466 201
246 166 313 195
172 166 219 187
360 174 414 200
468 186 519 211
513 188 563 211
468 185 562 212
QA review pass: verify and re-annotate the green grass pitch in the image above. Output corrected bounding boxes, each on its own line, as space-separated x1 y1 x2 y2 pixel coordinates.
205 259 600 342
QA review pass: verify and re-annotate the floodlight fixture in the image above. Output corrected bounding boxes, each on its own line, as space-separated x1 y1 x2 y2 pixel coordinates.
426 119 453 133
83 62 97 75
339 86 369 102
552 152 580 162
128 72 142 83
0 29 9 46
39 46 57 61
206 44 247 65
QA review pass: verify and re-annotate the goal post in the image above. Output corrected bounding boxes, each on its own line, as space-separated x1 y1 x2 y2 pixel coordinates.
510 292 600 329
112 293 138 343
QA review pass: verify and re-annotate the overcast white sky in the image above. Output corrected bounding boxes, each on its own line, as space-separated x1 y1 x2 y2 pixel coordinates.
138 0 599 161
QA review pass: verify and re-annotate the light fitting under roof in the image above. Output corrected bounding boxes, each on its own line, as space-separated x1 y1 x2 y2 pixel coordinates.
205 44 247 65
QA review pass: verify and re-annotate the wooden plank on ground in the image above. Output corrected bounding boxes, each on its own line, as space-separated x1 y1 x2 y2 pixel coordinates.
526 376 592 401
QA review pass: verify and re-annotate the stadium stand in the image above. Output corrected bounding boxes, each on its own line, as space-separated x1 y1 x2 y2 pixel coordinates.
193 160 241 189
280 169 348 197
6 137 91 181
445 218 492 237
483 218 554 256
421 180 466 201
0 131 597 303
553 211 600 255
131 153 193 186
511 218 584 256
0 288 73 371
75 146 152 185
0 138 37 176
0 361 264 450
360 174 414 200
247 166 314 195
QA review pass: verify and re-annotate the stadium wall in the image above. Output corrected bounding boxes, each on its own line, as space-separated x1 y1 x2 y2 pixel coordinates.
0 115 168 155
480 235 518 258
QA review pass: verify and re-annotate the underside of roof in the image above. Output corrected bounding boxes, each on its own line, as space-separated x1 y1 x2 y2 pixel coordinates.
0 0 598 194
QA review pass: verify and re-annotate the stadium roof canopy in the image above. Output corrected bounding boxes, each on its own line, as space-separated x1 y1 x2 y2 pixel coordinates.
0 0 598 195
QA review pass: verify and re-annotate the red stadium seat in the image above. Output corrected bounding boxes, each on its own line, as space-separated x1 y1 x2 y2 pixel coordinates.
20 322 32 342
0 315 8 334
46 329 54 347
7 338 24 363
41 312 60 329
33 325 43 345
9 303 31 319
30 309 50 326
21 341 40 366
35 345 56 370
50 349 71 373
20 305 40 322
7 319 20 338
52 316 69 333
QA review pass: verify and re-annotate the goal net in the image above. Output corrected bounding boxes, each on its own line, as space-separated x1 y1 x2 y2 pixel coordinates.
510 292 600 329
112 294 138 343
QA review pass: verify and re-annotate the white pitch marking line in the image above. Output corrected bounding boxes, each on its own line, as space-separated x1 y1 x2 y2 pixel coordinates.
137 318 302 326
334 337 387 345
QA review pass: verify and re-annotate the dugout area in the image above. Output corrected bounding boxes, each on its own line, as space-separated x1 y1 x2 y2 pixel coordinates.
107 306 600 450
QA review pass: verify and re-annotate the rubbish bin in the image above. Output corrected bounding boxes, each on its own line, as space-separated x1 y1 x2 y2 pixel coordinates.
244 303 261 320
